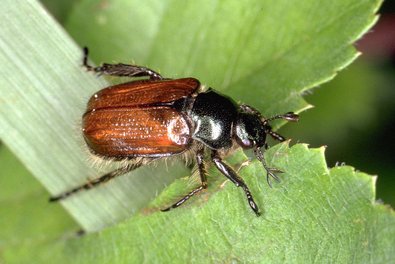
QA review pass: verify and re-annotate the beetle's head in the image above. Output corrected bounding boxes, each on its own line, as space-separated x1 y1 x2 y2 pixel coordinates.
234 112 267 149
233 106 299 186
233 106 299 150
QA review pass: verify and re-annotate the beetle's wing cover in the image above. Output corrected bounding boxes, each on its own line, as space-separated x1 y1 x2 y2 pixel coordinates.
86 78 200 111
83 106 191 158
82 78 198 158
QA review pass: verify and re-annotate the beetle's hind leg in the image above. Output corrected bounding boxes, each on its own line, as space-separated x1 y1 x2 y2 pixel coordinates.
161 148 208 212
82 47 163 80
49 160 144 202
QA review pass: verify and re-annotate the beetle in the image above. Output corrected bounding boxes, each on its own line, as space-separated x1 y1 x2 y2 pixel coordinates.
49 47 299 216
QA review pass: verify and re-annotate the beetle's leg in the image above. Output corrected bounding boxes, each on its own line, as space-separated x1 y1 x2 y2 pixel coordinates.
239 104 261 115
211 151 260 216
161 148 207 211
49 161 143 202
82 47 163 80
254 147 283 188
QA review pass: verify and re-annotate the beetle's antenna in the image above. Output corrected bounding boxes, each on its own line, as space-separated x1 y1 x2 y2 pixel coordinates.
254 147 283 188
267 130 286 142
262 112 299 125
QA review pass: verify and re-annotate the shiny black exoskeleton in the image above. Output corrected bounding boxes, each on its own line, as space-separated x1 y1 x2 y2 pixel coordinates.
188 89 238 149
49 47 299 216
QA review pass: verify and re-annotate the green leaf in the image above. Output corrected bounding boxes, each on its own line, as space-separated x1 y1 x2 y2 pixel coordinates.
78 144 393 263
1 0 394 262
0 144 78 263
66 0 381 119
0 0 189 232
3 143 395 263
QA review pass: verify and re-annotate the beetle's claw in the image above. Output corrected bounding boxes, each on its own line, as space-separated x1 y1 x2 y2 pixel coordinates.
266 167 283 188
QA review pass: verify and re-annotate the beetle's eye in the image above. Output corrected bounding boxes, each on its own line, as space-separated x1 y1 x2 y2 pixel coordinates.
235 128 254 148
234 113 258 149
234 122 251 148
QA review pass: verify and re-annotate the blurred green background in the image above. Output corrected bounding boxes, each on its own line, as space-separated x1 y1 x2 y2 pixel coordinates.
1 0 393 212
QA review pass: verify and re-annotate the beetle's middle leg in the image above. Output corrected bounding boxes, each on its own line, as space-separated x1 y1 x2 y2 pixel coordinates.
82 47 163 80
162 148 207 211
49 159 144 202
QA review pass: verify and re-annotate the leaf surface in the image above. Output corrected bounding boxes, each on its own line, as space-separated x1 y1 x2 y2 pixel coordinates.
1 1 393 263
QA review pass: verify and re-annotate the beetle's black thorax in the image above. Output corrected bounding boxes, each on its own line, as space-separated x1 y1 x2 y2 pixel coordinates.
188 89 239 149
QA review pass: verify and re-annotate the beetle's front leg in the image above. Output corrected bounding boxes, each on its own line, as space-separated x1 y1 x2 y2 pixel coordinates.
211 151 260 216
